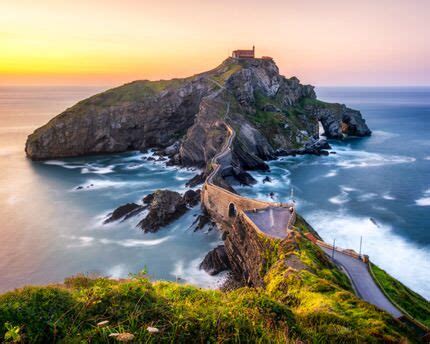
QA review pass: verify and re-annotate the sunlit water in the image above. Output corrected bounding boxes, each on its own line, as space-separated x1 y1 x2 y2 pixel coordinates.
0 86 225 293
237 87 430 299
0 86 429 299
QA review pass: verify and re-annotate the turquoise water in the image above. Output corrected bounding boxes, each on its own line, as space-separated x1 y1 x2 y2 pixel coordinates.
237 87 430 299
0 86 428 299
0 86 224 293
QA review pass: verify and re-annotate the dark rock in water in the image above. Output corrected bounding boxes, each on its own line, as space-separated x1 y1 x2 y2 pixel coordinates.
137 190 187 233
76 186 83 190
200 245 231 276
330 151 337 154
183 189 201 207
314 104 372 139
185 172 206 187
146 156 156 161
142 193 154 204
262 176 272 184
104 203 142 224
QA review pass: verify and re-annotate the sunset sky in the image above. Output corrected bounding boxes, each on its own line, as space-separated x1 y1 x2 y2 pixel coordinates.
1 0 430 86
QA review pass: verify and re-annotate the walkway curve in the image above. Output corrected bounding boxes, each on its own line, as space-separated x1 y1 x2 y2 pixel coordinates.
319 245 402 318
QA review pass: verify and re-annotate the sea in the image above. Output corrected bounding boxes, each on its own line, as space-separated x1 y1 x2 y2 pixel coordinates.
0 86 429 299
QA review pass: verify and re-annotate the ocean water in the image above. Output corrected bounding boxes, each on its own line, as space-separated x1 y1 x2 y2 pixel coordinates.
237 87 430 299
0 86 225 293
0 86 429 299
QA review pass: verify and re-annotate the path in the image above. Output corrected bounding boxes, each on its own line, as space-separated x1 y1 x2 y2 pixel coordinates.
319 245 402 318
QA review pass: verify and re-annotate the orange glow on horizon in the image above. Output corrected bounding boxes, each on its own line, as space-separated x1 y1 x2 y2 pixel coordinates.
1 0 429 86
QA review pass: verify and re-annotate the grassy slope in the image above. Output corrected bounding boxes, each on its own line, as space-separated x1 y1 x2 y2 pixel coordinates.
371 264 430 327
0 229 418 343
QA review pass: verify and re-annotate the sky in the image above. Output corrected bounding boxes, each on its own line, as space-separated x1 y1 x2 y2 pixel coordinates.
1 0 430 86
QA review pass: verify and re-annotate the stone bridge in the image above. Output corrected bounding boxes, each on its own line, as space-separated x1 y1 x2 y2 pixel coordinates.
201 119 296 238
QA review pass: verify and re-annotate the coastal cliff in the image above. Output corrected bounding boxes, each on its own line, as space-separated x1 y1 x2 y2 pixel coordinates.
25 58 371 165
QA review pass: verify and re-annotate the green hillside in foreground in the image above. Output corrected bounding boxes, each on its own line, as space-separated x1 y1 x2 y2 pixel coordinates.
1 229 423 343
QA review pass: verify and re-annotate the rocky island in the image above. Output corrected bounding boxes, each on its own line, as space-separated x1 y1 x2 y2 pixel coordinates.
2 57 428 343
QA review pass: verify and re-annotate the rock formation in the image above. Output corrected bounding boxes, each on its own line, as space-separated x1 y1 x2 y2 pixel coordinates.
199 245 231 275
26 58 371 168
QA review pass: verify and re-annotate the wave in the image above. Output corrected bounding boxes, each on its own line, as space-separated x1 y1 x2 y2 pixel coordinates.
415 189 430 206
333 149 416 169
99 236 171 247
306 210 430 299
324 169 338 178
329 191 349 205
170 257 228 289
81 164 115 174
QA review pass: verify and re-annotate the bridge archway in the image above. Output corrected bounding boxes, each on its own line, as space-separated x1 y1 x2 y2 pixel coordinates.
228 203 237 218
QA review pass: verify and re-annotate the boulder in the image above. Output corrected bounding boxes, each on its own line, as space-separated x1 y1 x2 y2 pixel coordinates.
183 189 201 207
137 190 187 233
104 203 143 224
200 245 231 275
185 173 206 187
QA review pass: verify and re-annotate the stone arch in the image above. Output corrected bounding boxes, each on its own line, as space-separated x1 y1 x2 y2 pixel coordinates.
228 203 237 218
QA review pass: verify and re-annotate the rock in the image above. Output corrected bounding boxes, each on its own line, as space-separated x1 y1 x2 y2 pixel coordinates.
185 172 206 187
200 245 231 275
137 190 187 233
142 193 154 204
104 203 143 224
314 103 371 138
183 189 201 207
26 57 370 166
262 104 280 112
262 176 272 183
164 141 181 157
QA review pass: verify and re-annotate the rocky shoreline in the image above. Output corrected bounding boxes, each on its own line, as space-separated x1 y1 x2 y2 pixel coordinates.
26 56 372 284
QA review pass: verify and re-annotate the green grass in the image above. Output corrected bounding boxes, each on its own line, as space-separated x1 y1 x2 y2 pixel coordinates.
370 263 430 327
0 231 419 343
0 275 297 343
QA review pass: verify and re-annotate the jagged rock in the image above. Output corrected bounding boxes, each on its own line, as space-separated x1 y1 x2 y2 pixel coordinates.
262 176 272 183
164 141 181 157
185 173 206 187
137 190 187 233
104 203 143 224
313 104 371 138
200 245 231 275
26 57 370 165
183 189 201 207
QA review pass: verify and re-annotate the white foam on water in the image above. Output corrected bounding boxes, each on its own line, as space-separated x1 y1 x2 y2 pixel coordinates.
416 198 430 206
340 186 357 192
370 130 399 143
415 188 430 206
171 257 228 289
306 210 430 299
425 156 430 161
81 165 115 174
72 178 147 191
329 191 349 205
99 236 171 247
334 149 416 169
357 192 378 202
382 193 396 200
44 160 85 169
65 235 95 248
324 169 338 178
